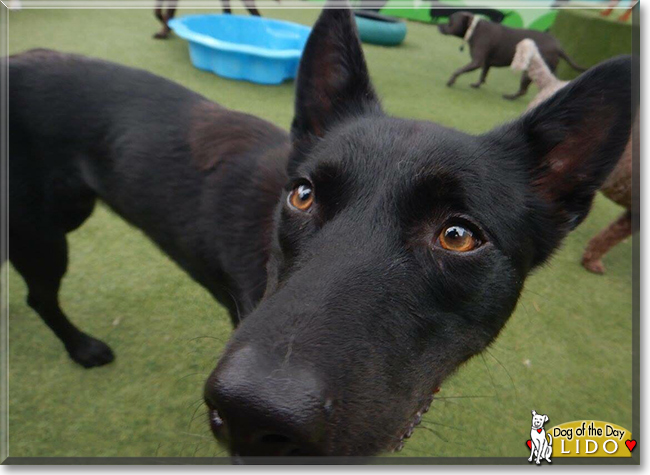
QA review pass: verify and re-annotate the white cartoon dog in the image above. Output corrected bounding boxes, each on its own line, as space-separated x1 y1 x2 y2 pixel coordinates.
529 410 552 464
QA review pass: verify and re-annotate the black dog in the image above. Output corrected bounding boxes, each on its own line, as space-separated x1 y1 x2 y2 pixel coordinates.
438 11 585 99
8 9 633 458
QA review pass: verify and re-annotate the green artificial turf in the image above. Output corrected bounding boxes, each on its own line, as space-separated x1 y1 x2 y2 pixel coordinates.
6 7 633 459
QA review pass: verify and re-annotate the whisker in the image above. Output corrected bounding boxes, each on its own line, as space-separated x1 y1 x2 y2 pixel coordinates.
180 431 214 440
417 425 450 443
420 419 465 432
174 372 208 385
188 396 205 409
192 443 202 458
213 446 229 458
485 347 518 400
399 445 434 457
225 288 243 324
188 400 208 430
207 282 244 324
434 395 495 400
518 300 532 323
481 353 500 402
523 288 547 300
188 335 226 344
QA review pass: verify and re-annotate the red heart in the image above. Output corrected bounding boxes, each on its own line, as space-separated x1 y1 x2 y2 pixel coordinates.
625 440 637 452
526 440 532 449
537 428 542 433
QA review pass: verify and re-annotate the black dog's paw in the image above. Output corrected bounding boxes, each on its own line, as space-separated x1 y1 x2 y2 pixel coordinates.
446 79 456 87
67 335 115 368
470 82 482 89
153 30 170 40
502 93 522 100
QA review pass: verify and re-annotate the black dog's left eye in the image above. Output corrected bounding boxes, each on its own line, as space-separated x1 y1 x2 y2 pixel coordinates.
288 183 314 212
437 224 481 252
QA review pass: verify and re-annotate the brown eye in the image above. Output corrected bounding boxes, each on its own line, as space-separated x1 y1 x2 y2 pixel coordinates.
288 183 314 211
438 225 479 252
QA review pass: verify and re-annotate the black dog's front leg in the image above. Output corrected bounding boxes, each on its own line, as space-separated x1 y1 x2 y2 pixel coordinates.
446 60 481 87
10 232 115 368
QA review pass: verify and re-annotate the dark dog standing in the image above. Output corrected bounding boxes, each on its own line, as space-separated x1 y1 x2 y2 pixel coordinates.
9 49 286 366
8 9 633 457
439 12 585 98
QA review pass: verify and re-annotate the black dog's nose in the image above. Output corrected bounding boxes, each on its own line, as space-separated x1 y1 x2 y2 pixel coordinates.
204 345 328 457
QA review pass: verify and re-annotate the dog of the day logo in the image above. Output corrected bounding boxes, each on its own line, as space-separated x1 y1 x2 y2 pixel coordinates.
526 412 636 461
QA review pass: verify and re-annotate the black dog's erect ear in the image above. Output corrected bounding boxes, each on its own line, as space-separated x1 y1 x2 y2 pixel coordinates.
493 55 634 250
290 7 381 153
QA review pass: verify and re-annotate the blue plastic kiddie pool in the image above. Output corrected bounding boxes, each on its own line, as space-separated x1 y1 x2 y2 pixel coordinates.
168 14 312 85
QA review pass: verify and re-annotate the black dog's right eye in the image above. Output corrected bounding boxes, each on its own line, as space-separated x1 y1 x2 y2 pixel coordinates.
288 183 314 212
437 224 481 253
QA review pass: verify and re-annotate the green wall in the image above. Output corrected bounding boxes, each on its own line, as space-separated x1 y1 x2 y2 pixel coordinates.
551 9 633 80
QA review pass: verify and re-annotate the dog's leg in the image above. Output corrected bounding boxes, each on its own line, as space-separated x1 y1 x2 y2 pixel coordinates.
446 60 481 87
153 0 169 39
243 0 261 16
600 0 618 17
535 440 542 465
10 231 115 368
541 441 549 463
153 0 177 39
503 72 532 100
222 0 232 14
165 3 177 24
528 441 535 462
154 0 165 24
470 65 490 88
619 7 632 22
582 210 632 274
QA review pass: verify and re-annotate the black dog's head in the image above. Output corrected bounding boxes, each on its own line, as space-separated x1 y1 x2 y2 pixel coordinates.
438 11 474 37
204 9 633 458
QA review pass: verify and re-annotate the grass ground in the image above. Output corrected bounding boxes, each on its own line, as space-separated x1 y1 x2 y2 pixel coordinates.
6 7 633 459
